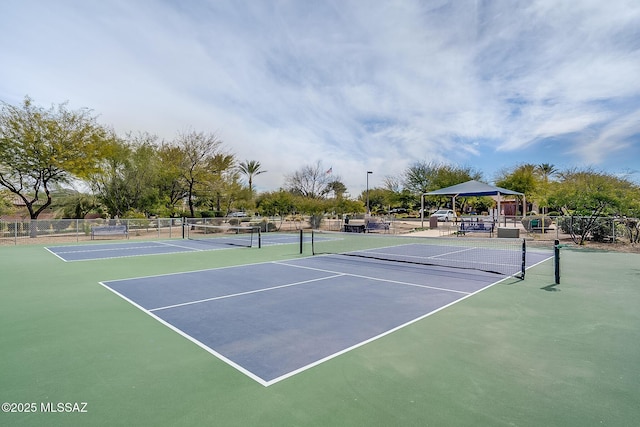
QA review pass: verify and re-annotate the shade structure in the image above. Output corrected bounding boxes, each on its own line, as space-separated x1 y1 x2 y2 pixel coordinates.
424 180 523 197
422 180 524 226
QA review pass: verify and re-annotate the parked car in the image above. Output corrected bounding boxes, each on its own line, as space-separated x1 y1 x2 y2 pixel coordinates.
228 211 247 217
430 209 457 222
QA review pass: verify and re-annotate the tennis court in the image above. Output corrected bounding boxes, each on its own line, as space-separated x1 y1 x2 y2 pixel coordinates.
100 235 551 386
2 231 639 426
45 229 305 262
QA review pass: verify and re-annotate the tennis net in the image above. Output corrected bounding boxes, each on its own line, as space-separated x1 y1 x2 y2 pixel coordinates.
184 223 260 248
311 230 526 278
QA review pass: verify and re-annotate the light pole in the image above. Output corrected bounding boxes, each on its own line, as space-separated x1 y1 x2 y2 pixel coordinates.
366 171 373 214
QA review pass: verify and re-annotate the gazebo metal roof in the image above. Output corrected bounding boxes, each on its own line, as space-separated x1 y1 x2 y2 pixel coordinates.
424 180 523 197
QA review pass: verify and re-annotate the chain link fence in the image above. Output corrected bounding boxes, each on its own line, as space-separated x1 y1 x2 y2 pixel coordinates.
515 215 638 245
0 216 316 245
0 218 186 246
1 215 637 246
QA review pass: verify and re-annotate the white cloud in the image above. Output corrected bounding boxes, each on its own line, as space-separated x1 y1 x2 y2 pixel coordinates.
1 0 639 191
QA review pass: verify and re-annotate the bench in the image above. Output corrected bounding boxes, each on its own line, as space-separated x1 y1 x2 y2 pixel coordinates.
365 220 390 233
343 224 366 233
457 220 494 237
91 225 128 240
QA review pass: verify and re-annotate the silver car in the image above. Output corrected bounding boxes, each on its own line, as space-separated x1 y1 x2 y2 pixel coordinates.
430 209 457 221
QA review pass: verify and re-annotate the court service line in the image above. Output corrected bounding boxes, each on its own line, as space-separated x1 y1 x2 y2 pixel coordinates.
154 240 204 251
428 246 476 259
148 274 345 312
273 260 471 295
50 242 164 254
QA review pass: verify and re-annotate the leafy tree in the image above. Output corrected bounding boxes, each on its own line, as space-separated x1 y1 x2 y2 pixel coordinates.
358 187 395 213
0 96 110 221
536 163 558 214
238 160 266 194
201 153 241 215
404 161 482 210
255 190 297 230
50 189 101 219
404 161 482 194
296 196 331 229
90 133 161 217
331 197 365 218
549 168 639 244
173 130 227 218
492 163 563 215
495 163 537 195
325 180 347 199
0 190 14 216
494 163 538 214
157 142 189 216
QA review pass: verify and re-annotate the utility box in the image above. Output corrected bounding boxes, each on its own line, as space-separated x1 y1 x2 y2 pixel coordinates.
429 216 438 229
497 227 519 238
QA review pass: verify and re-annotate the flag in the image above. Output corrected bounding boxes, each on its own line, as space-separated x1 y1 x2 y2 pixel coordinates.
326 167 333 174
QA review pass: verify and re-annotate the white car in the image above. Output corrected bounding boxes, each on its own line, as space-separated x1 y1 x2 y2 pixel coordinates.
430 209 457 222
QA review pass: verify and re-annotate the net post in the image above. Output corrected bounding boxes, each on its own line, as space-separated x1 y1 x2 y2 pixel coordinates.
520 239 526 279
554 239 560 284
299 230 303 254
258 227 262 248
182 218 186 239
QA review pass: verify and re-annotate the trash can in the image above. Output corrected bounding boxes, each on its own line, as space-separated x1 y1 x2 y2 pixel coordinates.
429 216 438 229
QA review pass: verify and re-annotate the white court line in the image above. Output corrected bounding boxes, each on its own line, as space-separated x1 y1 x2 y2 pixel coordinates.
100 256 549 387
44 246 69 262
154 240 206 251
264 273 515 386
51 242 167 254
98 281 271 387
149 273 344 312
428 246 476 259
273 260 471 295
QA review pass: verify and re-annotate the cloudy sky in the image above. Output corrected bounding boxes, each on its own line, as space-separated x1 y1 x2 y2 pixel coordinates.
1 0 639 194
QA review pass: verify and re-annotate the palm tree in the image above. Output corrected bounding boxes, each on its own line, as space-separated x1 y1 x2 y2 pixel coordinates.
238 160 267 193
537 163 557 182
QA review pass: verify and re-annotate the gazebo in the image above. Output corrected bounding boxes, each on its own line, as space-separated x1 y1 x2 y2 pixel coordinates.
421 180 524 227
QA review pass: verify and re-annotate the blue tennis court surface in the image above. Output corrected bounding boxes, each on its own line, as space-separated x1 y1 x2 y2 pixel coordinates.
101 250 552 386
46 233 304 261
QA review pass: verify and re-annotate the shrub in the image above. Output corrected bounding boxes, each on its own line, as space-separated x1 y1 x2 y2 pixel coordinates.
259 220 277 232
52 219 73 232
558 216 626 243
521 215 553 230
